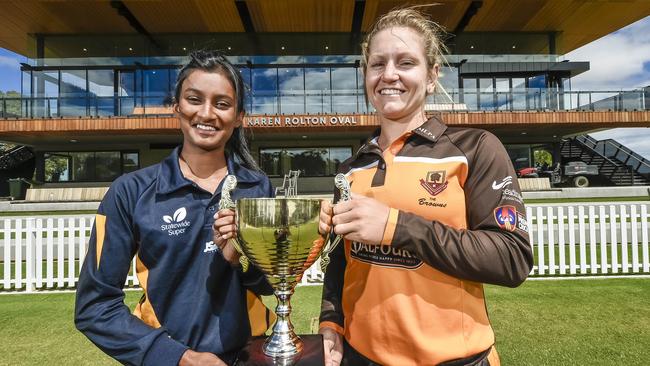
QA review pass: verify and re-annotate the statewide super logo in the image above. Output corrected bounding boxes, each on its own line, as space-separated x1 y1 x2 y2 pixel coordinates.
494 205 517 232
161 207 191 236
420 170 448 196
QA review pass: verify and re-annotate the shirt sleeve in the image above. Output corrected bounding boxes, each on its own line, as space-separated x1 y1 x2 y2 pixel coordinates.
389 132 533 287
74 178 188 366
318 233 346 334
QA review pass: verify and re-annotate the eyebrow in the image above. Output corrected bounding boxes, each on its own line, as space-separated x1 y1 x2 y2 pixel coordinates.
183 88 234 99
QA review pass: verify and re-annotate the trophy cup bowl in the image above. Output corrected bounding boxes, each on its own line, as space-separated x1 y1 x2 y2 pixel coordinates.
234 197 324 359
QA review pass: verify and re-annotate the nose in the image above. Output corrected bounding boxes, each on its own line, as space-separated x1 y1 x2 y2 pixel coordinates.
196 101 215 120
382 61 399 82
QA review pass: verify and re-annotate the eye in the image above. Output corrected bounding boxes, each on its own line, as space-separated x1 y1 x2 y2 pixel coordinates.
185 95 201 104
215 101 232 109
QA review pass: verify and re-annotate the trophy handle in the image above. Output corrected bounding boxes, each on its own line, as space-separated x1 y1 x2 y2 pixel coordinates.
320 173 351 272
219 175 250 272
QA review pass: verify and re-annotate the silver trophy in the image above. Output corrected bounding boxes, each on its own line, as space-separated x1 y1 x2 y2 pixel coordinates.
219 174 350 360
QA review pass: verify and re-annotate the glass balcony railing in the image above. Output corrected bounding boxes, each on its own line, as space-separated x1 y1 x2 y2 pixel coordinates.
1 89 647 119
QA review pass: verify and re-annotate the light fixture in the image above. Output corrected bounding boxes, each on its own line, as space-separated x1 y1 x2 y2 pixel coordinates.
301 135 307 139
228 46 232 50
470 45 474 49
521 132 527 135
281 46 285 50
182 47 187 51
325 46 329 50
512 45 516 49
82 48 87 52
129 47 133 51
70 139 78 143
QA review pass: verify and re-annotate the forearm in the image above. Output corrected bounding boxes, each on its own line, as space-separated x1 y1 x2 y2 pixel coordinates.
390 210 533 287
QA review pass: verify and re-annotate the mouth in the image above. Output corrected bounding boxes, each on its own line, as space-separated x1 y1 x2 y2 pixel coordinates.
378 88 404 96
192 122 219 132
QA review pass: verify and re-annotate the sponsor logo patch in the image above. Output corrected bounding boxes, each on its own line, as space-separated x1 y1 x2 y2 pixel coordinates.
492 176 513 190
350 242 422 269
203 240 218 253
517 212 529 233
161 207 191 236
501 188 524 204
494 205 517 232
420 170 448 196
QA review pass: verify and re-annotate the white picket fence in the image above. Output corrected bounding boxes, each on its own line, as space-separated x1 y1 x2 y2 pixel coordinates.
1 203 650 292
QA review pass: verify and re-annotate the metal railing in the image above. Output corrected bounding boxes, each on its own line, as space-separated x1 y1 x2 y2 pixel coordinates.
577 135 650 180
1 89 648 119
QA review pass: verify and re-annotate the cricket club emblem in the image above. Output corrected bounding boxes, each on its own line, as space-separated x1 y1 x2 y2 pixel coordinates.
420 170 448 196
494 205 517 232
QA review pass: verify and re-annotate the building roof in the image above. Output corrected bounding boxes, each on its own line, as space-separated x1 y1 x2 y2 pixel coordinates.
1 0 649 57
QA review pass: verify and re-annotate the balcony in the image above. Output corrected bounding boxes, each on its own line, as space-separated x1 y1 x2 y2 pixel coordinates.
1 88 647 119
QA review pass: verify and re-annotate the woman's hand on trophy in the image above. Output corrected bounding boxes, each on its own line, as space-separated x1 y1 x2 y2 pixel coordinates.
319 327 343 366
319 200 334 236
179 349 228 366
213 209 241 266
332 193 390 245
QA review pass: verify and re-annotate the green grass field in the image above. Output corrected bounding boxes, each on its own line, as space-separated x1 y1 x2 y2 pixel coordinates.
0 278 649 365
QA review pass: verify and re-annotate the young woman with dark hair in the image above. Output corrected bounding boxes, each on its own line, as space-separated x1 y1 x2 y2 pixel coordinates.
75 50 273 366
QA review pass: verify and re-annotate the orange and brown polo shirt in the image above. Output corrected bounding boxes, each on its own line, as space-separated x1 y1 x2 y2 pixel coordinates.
320 117 532 365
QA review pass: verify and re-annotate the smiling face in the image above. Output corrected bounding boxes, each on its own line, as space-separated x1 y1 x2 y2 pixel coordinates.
175 69 243 153
365 26 438 124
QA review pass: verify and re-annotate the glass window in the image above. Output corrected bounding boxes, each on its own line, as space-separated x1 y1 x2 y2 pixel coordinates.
95 151 121 181
331 68 357 113
44 151 139 182
31 71 60 117
462 78 478 110
60 70 87 117
44 153 70 182
259 147 353 177
122 152 139 173
252 68 278 114
88 70 115 116
279 67 305 114
305 67 330 113
118 70 136 116
495 78 509 111
479 78 495 110
143 69 169 107
512 78 527 110
527 75 547 109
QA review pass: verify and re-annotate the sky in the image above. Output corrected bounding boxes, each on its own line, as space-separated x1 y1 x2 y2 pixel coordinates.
1 15 649 156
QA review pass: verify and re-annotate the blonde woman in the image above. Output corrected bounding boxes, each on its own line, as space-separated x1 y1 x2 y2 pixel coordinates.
318 8 532 366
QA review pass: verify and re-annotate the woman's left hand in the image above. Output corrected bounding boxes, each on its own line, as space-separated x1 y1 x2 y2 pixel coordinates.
213 209 241 266
332 193 390 245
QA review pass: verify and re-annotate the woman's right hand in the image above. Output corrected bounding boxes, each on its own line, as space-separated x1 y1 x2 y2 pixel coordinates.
319 327 343 366
178 349 227 366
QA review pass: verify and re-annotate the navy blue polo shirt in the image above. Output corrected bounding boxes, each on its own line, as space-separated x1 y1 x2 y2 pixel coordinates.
75 146 274 366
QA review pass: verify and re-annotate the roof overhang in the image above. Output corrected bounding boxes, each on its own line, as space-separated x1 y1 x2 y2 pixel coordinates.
1 0 649 57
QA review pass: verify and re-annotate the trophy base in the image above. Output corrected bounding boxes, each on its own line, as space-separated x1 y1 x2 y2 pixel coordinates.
235 335 325 366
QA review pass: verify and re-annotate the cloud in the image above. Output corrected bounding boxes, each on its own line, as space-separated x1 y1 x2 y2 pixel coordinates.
590 128 650 159
567 16 650 90
0 55 20 69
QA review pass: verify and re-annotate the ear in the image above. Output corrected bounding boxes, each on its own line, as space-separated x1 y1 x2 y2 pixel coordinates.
426 64 440 94
172 103 180 117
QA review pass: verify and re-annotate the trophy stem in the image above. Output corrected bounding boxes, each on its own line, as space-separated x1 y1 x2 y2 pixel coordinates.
263 282 303 358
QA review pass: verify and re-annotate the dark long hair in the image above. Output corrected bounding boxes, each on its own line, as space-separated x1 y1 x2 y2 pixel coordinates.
174 50 259 171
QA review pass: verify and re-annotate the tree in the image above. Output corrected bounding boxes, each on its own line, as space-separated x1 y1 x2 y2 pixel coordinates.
0 90 22 118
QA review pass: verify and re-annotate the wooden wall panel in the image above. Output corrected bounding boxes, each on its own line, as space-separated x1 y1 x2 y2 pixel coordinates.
2 111 648 136
246 0 354 32
124 0 244 33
